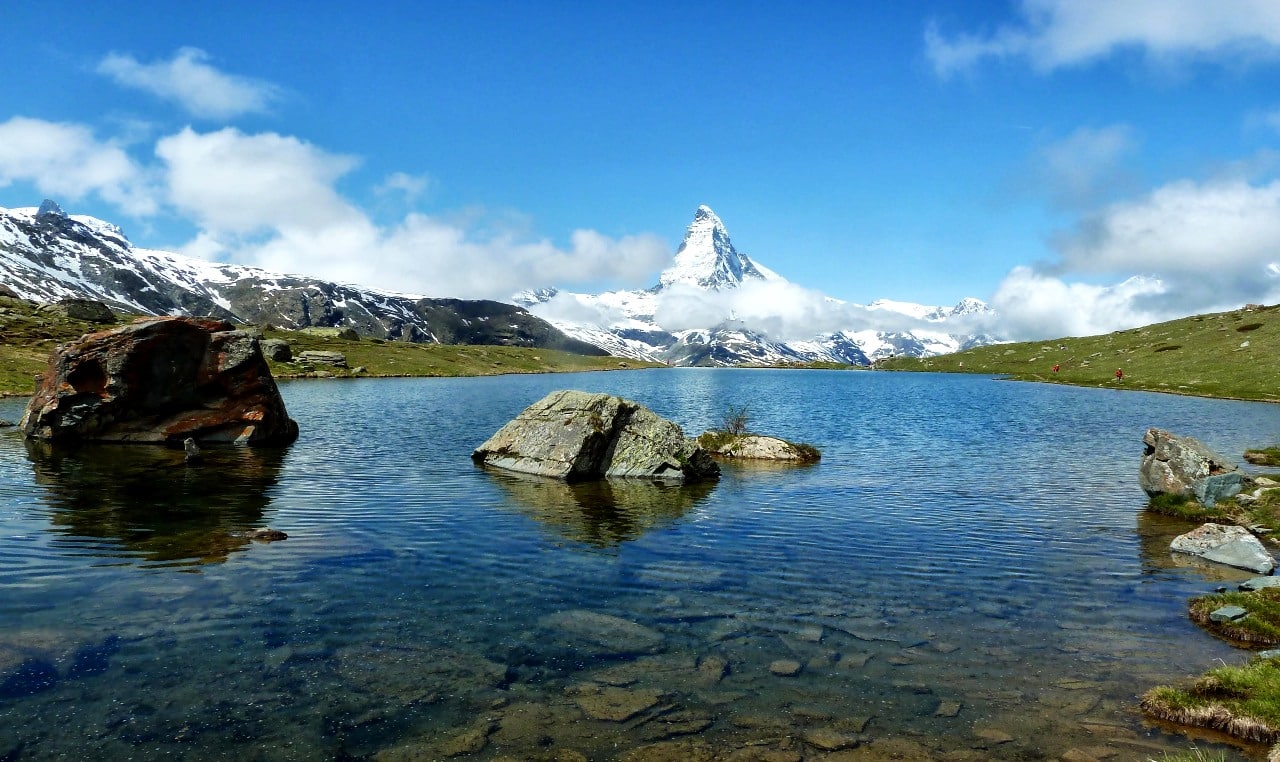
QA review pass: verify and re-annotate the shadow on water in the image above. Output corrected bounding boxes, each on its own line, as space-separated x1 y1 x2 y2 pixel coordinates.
24 439 287 568
483 469 716 548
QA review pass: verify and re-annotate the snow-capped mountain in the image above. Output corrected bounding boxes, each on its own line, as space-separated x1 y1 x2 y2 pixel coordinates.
0 200 605 354
517 205 1001 366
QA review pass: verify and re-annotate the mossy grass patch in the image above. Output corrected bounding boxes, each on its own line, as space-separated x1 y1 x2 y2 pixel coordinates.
1189 589 1280 646
1142 656 1280 747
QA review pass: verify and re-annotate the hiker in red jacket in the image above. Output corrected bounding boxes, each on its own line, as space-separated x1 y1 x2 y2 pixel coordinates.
1115 368 1124 381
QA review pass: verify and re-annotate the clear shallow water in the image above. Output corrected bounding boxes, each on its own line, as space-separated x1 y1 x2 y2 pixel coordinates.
1 370 1278 760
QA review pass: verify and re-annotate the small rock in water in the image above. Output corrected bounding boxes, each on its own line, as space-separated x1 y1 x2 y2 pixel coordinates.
935 700 961 717
802 727 859 751
1240 577 1280 592
768 659 802 676
1210 605 1248 623
246 528 288 542
1259 649 1280 659
183 437 201 463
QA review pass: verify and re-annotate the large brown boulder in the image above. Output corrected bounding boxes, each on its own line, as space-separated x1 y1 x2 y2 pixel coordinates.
20 316 298 445
472 390 718 482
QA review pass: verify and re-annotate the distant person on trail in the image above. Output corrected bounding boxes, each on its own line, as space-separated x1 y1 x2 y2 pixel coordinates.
1052 364 1060 373
1115 368 1124 381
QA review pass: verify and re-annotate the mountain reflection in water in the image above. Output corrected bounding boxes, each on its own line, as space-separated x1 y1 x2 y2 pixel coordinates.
24 439 286 567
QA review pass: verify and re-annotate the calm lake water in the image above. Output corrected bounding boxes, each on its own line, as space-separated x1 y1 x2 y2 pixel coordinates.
2 369 1279 761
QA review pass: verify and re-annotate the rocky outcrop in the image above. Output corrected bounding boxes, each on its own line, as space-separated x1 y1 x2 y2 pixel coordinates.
1171 523 1275 574
296 350 347 368
697 432 820 462
472 390 718 482
1140 428 1243 506
20 316 298 445
47 298 114 323
260 339 292 362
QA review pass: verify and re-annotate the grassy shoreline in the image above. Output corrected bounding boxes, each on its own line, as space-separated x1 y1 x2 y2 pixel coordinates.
0 297 659 398
878 304 1280 403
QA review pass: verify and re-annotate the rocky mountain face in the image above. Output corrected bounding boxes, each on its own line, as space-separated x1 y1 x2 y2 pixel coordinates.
517 206 1001 366
0 201 605 355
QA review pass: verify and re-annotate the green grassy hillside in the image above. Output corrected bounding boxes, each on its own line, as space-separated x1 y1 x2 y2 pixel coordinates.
0 296 653 397
878 304 1280 402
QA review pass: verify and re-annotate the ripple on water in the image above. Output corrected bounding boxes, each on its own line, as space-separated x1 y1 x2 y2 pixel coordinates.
0 374 1272 760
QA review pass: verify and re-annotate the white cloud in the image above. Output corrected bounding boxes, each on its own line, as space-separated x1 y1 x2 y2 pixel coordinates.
990 267 1169 339
1033 125 1136 208
156 127 362 234
376 172 430 201
1058 178 1280 275
153 126 669 298
927 0 1280 77
989 175 1280 339
0 117 156 215
97 47 280 119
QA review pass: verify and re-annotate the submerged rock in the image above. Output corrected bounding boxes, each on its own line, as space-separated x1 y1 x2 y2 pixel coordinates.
539 609 665 656
472 390 718 482
1171 523 1275 574
20 316 298 445
1140 428 1242 506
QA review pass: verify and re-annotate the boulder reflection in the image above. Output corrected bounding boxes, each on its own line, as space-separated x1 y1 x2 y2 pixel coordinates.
25 440 286 568
486 471 715 548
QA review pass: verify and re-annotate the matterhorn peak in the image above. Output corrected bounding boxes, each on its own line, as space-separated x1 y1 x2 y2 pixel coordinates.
36 199 66 219
658 205 774 291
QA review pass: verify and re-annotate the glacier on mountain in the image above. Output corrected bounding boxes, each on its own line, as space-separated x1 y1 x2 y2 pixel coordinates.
517 206 1001 366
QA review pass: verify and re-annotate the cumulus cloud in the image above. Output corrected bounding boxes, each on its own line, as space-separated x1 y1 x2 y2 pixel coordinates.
0 117 156 215
152 126 669 298
926 0 1280 77
98 47 281 119
156 127 362 234
990 176 1280 339
1057 178 1280 275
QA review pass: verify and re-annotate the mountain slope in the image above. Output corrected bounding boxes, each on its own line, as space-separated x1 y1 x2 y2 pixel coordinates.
0 201 605 355
519 206 1000 366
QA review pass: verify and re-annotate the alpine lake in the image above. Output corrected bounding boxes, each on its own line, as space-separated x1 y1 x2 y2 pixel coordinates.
2 368 1278 761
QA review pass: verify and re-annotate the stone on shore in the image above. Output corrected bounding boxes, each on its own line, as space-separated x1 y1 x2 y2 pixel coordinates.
472 390 719 482
296 350 348 368
20 316 298 446
260 338 292 362
1171 523 1275 574
1140 428 1242 506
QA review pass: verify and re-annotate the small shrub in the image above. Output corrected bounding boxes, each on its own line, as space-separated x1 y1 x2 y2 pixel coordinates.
722 404 750 436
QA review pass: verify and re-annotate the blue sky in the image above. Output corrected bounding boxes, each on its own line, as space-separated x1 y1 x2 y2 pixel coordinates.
3 1 1280 339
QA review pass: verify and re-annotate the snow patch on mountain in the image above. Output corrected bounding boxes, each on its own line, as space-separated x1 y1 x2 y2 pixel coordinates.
519 206 1001 366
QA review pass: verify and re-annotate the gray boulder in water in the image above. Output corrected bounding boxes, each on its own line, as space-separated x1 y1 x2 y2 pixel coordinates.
1140 428 1243 507
472 390 719 482
1171 523 1275 574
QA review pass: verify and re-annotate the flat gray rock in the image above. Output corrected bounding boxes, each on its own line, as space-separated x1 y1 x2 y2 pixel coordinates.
1210 605 1248 623
1239 577 1280 592
1171 523 1275 574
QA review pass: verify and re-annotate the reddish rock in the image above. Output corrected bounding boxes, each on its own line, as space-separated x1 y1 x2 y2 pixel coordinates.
20 317 298 445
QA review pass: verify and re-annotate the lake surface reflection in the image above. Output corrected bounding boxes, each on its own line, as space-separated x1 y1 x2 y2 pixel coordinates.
2 369 1279 760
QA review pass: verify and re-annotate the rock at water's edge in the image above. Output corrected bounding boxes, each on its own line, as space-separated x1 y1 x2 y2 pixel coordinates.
1140 428 1242 506
472 390 718 482
1171 523 1275 574
699 432 819 462
20 316 298 446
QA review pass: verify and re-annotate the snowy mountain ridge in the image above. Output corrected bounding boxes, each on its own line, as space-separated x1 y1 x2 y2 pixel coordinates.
518 206 1001 366
0 201 606 355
